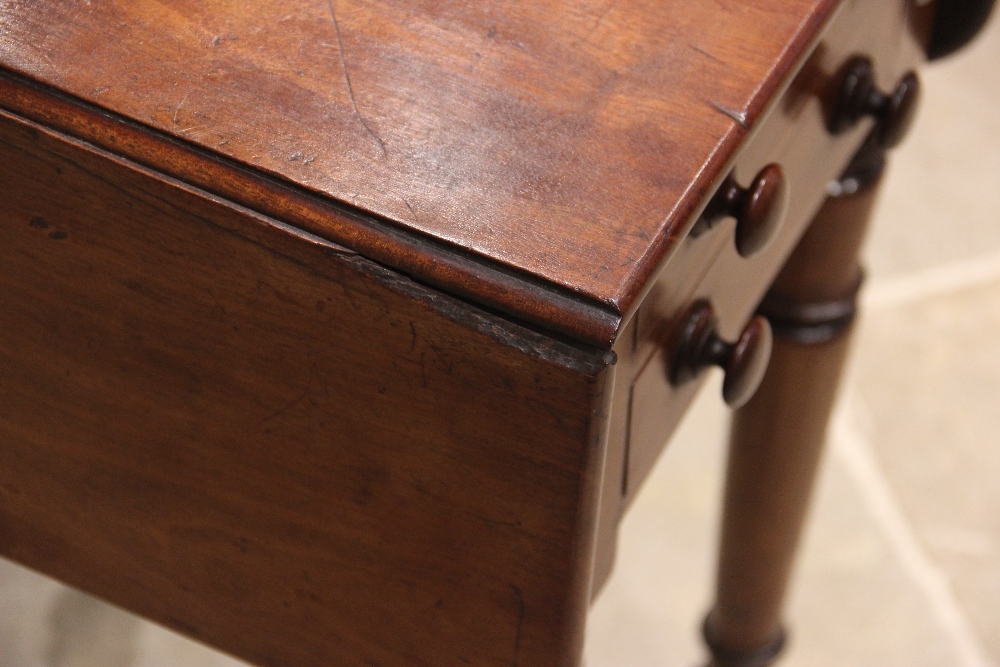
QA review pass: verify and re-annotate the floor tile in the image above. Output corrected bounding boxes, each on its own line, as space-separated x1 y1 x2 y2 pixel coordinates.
0 558 247 667
786 429 964 667
851 277 1000 662
865 13 1000 280
132 625 249 667
0 558 63 667
46 589 141 667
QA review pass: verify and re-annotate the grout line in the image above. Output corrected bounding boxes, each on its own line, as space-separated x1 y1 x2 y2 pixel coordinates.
830 400 997 667
863 250 1000 311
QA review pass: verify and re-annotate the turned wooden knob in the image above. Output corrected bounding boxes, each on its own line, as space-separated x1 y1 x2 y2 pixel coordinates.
829 56 921 149
668 301 773 408
692 164 789 257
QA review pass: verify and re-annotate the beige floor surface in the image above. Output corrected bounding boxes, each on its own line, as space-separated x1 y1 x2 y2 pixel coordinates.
1 11 998 667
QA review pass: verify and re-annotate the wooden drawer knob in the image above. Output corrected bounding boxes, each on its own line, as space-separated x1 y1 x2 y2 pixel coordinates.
829 56 921 149
668 301 772 408
691 164 789 258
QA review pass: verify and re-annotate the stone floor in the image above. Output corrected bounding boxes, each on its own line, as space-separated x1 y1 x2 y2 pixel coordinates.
2 13 998 667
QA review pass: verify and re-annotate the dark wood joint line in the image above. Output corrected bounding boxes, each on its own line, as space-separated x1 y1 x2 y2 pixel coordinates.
703 615 787 667
757 276 862 345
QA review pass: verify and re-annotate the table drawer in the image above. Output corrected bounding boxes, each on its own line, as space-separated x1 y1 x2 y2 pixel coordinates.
622 0 929 502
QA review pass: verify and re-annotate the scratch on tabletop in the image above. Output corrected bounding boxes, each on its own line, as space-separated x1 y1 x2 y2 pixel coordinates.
709 101 749 129
35 49 56 69
690 44 724 64
510 584 525 667
326 0 387 156
211 34 238 47
173 91 191 126
256 363 316 426
572 0 617 46
402 198 418 220
589 0 618 37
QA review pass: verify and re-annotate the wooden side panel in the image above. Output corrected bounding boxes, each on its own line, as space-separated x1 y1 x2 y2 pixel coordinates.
0 111 612 667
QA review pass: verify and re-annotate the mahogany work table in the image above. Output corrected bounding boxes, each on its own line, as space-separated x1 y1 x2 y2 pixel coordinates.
0 1 991 666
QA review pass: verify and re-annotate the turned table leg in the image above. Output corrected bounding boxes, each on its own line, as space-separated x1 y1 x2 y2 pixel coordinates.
702 144 886 667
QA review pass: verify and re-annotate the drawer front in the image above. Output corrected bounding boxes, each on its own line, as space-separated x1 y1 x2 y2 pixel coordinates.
623 0 930 501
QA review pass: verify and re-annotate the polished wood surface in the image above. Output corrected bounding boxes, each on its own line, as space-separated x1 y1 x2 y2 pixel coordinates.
0 0 847 347
0 109 614 667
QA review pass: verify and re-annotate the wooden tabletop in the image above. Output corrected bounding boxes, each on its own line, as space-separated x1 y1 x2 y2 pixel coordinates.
0 0 838 347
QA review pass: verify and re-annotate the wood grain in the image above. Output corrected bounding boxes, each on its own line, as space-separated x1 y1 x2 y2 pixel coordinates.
0 109 614 667
0 0 846 347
